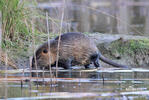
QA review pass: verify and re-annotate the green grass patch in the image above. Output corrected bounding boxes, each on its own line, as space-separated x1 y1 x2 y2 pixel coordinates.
111 38 149 55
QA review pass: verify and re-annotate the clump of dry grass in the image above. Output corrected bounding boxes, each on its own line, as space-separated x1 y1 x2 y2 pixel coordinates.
0 50 17 69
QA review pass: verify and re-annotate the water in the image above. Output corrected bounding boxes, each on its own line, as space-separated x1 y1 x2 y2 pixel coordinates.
0 68 149 100
36 0 149 35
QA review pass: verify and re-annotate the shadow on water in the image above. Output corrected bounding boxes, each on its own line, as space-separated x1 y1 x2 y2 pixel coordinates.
1 68 149 100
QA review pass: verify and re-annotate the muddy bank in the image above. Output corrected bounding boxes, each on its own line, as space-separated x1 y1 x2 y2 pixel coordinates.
89 33 149 68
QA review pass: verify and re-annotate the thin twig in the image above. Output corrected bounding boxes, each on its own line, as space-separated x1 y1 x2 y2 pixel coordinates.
29 56 32 95
31 19 39 88
55 0 65 77
0 11 2 65
46 11 53 82
4 51 8 99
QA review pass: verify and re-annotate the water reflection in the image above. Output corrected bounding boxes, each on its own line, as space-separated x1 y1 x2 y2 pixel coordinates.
36 0 149 35
0 68 149 99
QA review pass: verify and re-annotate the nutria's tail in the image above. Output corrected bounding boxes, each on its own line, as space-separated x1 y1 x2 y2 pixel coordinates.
99 54 129 68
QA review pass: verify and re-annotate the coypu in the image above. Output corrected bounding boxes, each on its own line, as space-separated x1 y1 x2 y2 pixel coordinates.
32 32 128 70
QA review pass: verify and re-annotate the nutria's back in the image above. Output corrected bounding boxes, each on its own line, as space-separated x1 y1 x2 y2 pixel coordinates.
54 32 99 65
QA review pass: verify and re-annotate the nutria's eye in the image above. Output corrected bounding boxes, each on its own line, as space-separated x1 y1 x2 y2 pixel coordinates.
43 49 48 54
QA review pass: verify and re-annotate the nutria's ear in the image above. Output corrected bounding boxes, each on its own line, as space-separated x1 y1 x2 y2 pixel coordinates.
43 49 48 54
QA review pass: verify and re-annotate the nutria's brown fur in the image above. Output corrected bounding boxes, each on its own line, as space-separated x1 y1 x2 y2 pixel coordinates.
32 32 128 70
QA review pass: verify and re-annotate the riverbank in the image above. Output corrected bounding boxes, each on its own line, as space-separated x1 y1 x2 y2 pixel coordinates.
89 33 149 68
1 33 149 69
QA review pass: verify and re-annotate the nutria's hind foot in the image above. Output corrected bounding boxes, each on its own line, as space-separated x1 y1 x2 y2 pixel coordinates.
94 59 101 68
90 54 101 68
84 64 90 69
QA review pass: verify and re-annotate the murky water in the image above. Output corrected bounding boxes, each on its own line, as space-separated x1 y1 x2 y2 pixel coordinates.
1 68 149 100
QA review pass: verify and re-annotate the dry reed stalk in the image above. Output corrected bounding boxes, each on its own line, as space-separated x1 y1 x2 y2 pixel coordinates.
29 56 32 93
0 11 2 63
4 51 8 99
31 19 38 76
55 0 66 77
46 12 53 79
31 19 39 88
46 12 57 85
0 11 2 67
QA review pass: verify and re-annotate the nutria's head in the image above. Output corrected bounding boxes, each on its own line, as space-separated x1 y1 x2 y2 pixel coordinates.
32 41 56 69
